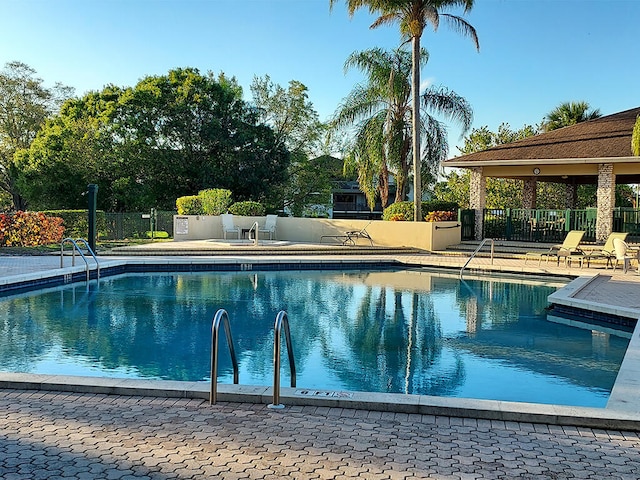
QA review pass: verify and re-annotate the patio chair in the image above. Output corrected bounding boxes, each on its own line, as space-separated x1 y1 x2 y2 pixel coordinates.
258 214 277 240
612 238 636 273
524 230 585 266
321 223 373 246
221 214 240 239
582 232 628 268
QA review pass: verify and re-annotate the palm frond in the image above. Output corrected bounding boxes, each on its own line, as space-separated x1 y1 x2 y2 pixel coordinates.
420 86 473 134
439 14 480 50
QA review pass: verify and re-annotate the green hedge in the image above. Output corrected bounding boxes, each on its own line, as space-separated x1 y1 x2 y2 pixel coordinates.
228 201 265 216
176 189 232 215
199 188 232 215
42 210 107 239
176 196 203 215
382 201 459 221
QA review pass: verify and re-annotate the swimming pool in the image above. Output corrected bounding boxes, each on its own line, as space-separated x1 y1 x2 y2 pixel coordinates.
0 268 629 407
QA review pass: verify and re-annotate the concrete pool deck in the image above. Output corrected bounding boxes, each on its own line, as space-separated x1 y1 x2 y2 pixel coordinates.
1 248 640 478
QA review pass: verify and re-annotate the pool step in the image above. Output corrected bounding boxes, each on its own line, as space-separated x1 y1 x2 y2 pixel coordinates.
433 240 557 259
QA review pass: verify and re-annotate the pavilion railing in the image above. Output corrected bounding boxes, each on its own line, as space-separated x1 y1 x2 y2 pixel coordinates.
479 208 640 243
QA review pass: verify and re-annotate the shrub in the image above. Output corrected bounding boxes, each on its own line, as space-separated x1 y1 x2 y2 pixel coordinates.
176 196 203 215
423 200 459 212
382 202 414 221
389 213 407 221
199 188 232 215
176 189 234 216
42 209 107 239
383 201 459 221
424 211 457 222
228 201 265 216
0 211 65 247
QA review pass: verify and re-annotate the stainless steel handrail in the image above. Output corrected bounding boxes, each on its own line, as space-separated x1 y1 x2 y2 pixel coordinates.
210 309 239 405
248 221 259 246
460 238 494 279
60 238 100 282
74 238 100 280
268 310 296 409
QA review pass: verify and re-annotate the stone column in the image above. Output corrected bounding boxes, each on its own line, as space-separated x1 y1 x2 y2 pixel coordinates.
596 163 615 242
565 184 577 209
522 179 537 209
470 167 486 240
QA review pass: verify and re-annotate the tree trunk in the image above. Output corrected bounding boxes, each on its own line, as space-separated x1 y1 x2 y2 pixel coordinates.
411 35 422 221
395 134 412 203
378 161 390 208
12 192 26 211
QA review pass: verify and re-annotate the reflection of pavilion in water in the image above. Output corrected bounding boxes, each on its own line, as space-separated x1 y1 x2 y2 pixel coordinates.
453 276 629 392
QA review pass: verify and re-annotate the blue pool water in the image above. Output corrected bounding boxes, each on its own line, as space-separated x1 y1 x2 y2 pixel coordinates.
0 269 630 407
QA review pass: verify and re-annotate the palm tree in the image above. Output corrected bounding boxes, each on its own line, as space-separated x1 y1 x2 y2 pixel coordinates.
332 47 472 209
542 101 601 132
330 0 479 221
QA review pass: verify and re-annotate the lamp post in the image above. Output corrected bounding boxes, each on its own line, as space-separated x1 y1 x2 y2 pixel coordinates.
87 184 98 254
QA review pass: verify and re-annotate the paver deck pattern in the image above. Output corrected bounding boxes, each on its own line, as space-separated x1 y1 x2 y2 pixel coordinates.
2 389 640 480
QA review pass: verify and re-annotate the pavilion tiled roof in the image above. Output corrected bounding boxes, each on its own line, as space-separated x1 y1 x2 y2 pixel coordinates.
444 106 640 165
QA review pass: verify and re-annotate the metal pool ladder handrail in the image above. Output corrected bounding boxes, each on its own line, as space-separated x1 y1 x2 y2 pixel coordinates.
268 310 296 409
60 237 100 282
460 238 494 279
248 221 259 246
210 309 239 405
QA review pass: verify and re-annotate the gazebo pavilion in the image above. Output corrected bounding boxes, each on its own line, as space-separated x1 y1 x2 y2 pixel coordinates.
443 106 640 242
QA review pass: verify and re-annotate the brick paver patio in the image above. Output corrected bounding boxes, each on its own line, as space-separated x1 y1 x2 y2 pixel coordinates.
1 389 639 479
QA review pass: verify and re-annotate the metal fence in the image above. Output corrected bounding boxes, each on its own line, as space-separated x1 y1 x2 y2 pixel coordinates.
466 208 640 243
101 210 175 240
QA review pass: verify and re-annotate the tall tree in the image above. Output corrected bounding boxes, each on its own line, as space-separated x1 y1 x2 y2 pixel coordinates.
332 47 472 209
250 76 330 216
330 0 479 221
0 61 73 210
541 101 601 132
18 68 290 211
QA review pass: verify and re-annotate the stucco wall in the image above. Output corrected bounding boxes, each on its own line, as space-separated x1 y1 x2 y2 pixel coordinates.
173 216 461 251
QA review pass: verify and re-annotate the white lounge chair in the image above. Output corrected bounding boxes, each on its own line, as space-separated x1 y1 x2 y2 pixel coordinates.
221 214 240 239
613 238 636 273
258 214 277 240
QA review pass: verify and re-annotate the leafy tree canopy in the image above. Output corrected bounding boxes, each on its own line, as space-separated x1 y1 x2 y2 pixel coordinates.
18 68 290 212
0 61 73 210
250 75 331 216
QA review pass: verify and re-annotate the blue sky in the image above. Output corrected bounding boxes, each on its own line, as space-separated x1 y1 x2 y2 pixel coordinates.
1 0 638 157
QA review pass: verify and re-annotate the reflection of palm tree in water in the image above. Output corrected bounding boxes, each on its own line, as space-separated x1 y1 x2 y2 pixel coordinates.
324 286 465 396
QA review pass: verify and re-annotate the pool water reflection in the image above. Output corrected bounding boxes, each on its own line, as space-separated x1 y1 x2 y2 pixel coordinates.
0 269 629 407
